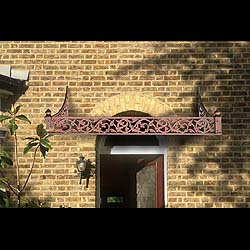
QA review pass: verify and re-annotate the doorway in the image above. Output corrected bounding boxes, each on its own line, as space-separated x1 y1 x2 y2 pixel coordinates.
96 135 167 208
100 154 164 208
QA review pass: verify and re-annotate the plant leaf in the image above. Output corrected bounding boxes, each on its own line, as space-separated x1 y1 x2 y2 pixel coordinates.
10 105 15 115
8 120 18 135
23 144 34 155
14 105 22 114
0 156 13 166
0 191 9 208
40 145 49 159
36 124 47 138
0 151 13 167
0 115 12 122
3 198 10 208
44 134 54 139
0 151 10 158
40 138 52 150
16 115 31 124
25 137 36 140
25 138 40 146
0 177 8 182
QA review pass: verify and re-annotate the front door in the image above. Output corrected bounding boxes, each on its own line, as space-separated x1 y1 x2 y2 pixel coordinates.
100 154 164 208
136 156 164 208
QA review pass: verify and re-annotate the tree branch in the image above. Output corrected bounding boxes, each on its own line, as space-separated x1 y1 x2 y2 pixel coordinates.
0 170 19 196
20 146 39 193
14 133 21 190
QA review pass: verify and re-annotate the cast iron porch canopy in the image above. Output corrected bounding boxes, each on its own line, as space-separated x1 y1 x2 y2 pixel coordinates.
44 87 222 136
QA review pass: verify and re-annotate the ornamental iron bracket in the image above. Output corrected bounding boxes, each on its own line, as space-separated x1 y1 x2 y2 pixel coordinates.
44 87 222 136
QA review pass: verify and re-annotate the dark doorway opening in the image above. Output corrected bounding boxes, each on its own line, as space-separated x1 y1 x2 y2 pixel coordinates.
100 154 164 208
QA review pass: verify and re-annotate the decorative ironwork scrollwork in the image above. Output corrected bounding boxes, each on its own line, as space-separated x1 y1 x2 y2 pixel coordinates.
44 87 222 136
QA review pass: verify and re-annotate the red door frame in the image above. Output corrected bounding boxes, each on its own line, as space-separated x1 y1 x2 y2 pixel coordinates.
143 155 164 208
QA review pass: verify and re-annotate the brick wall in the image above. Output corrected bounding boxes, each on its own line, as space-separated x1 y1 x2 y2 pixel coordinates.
0 41 250 208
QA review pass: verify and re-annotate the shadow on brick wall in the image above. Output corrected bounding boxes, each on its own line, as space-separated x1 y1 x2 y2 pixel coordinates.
109 42 250 208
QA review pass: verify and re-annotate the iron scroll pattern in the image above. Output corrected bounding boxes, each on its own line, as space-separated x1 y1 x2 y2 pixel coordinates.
44 87 222 135
45 116 220 135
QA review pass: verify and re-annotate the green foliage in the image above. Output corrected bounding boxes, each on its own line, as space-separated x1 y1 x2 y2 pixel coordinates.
8 119 18 136
0 188 10 208
0 150 13 168
0 115 12 122
24 124 52 159
8 104 22 116
37 123 47 138
0 104 52 159
15 115 31 124
0 104 53 208
0 104 31 136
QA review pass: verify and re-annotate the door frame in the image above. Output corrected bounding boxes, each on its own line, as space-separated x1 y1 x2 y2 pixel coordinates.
96 135 167 208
